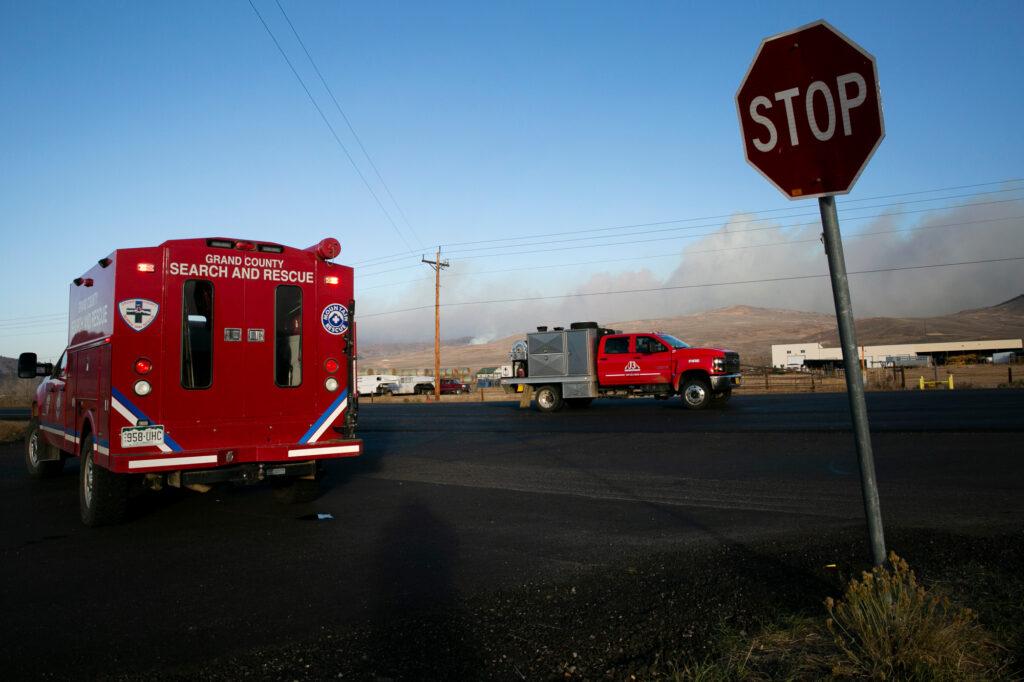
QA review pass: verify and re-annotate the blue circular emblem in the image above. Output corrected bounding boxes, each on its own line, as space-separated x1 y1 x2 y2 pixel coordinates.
321 303 349 335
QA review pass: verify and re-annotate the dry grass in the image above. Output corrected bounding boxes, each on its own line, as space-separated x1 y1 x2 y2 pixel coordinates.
0 421 27 444
825 553 1000 680
666 553 1007 681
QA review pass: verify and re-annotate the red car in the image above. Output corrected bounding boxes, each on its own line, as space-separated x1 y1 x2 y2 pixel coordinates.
439 378 469 395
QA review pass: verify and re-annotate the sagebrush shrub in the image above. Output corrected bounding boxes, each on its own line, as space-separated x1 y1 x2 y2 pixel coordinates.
825 551 995 680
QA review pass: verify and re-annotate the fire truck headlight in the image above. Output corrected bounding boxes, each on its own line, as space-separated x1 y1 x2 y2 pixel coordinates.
324 377 339 392
134 380 152 396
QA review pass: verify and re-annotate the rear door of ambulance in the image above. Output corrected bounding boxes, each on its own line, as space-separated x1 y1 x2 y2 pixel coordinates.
159 241 250 454
235 245 323 452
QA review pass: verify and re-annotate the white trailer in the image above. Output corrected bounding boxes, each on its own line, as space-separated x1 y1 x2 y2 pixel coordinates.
357 374 400 396
391 375 436 395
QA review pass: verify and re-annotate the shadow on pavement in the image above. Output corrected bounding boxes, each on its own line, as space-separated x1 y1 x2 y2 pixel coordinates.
363 500 482 679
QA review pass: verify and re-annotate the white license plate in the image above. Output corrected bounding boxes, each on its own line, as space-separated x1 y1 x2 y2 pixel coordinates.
120 425 165 449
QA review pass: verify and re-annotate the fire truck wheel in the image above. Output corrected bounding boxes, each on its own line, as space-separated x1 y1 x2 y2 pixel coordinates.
25 420 64 478
534 385 564 413
272 472 322 504
79 434 129 527
680 377 711 410
565 398 593 409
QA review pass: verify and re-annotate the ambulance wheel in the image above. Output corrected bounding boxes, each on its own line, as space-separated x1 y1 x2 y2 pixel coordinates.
25 420 64 478
79 434 129 527
565 398 593 409
534 385 564 413
711 390 732 407
680 377 711 410
272 469 322 504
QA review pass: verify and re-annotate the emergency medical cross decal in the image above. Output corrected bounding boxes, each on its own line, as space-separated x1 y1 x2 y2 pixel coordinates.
117 299 159 332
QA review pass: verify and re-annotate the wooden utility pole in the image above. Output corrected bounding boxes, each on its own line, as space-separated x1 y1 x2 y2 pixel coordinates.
422 248 449 401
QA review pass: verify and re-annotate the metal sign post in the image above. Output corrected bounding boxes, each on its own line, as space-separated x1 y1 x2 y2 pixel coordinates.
737 20 888 564
819 196 887 566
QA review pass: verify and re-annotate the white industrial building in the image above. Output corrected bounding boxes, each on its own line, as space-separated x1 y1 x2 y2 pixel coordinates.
771 339 1023 369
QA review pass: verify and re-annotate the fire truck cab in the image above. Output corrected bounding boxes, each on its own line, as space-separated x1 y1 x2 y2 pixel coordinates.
19 236 362 526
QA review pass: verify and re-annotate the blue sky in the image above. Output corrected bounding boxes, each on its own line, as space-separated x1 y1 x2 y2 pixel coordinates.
2 1 1022 359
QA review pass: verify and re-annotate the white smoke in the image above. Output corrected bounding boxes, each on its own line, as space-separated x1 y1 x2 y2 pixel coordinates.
357 195 1024 342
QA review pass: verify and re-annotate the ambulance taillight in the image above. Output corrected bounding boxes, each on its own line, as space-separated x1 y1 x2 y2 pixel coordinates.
324 358 339 373
324 275 339 285
134 358 153 375
137 263 155 273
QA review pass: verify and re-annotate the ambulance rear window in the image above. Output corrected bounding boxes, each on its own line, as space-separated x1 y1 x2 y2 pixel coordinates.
275 286 302 387
182 280 214 389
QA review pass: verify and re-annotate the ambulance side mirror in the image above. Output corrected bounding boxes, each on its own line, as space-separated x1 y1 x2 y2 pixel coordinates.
17 352 52 379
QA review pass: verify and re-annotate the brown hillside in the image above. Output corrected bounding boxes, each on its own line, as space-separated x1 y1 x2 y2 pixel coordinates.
357 298 1024 372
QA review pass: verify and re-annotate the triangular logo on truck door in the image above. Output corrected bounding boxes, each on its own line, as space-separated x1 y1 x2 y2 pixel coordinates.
624 360 641 372
118 299 159 332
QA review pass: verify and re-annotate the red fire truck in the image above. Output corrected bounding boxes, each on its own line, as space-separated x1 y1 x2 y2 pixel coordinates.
502 322 741 411
18 236 362 525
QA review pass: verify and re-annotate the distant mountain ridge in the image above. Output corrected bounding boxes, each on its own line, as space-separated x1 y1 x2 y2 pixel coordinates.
357 296 1024 370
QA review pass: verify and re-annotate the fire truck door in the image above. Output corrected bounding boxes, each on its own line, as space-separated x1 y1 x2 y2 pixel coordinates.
597 335 638 387
634 335 672 385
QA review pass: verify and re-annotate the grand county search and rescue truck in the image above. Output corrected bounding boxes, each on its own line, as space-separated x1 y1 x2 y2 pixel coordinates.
18 237 362 526
502 322 741 411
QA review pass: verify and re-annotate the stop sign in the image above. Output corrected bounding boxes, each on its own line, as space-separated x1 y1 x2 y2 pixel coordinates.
736 20 884 199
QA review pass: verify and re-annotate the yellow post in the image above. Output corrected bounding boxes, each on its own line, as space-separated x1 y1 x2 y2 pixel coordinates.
918 376 925 390
948 374 954 390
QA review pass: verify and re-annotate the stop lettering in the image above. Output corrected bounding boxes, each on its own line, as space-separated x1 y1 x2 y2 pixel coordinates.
736 20 884 199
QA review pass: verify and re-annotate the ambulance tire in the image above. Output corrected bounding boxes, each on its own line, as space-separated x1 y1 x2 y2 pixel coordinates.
565 398 593 409
534 385 564 413
272 470 322 504
79 434 129 527
680 377 712 410
25 420 65 478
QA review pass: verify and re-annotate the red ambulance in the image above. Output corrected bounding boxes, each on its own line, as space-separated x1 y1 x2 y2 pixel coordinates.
18 236 362 526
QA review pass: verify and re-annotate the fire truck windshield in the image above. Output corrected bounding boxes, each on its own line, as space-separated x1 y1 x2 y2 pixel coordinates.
658 333 691 349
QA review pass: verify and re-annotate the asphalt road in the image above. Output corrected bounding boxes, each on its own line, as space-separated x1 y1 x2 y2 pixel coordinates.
0 407 29 420
1 390 1021 678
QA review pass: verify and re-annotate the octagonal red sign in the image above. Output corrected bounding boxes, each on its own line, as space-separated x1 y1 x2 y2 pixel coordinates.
736 20 884 199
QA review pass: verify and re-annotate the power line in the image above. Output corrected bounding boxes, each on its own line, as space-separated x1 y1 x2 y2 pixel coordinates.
0 325 67 339
349 178 1023 267
0 313 66 326
441 189 1024 257
352 186 1024 272
356 214 1023 292
355 197 1024 278
246 0 415 254
272 0 424 250
359 256 1024 319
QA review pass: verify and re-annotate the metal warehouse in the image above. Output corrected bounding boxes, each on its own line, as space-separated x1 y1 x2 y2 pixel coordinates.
771 339 1023 369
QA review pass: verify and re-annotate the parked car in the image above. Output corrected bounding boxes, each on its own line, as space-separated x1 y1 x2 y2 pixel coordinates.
440 378 469 395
